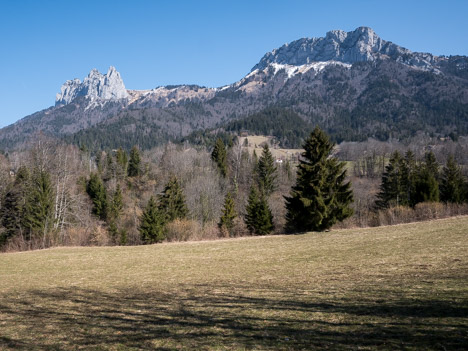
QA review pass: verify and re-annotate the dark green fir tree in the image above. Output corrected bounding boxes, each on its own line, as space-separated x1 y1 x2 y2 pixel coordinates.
128 146 141 177
23 170 55 237
257 144 277 196
86 173 108 220
139 196 165 244
158 176 188 222
219 191 237 235
285 127 353 232
245 186 274 235
440 155 466 203
211 138 227 177
375 151 406 209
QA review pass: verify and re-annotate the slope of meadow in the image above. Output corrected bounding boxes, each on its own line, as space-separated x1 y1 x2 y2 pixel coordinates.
1 217 467 350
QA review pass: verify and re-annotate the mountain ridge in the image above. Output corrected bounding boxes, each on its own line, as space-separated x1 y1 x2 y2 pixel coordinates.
1 26 468 151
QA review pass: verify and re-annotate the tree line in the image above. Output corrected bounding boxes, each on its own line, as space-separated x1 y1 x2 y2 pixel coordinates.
1 126 467 252
376 150 468 209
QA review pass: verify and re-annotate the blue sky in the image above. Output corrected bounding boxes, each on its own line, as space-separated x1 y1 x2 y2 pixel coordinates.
1 0 467 128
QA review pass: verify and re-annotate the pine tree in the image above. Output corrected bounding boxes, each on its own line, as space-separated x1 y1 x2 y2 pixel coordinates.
86 173 108 220
254 194 274 235
440 155 466 203
158 176 188 222
109 184 123 221
116 147 128 169
285 127 353 232
257 144 277 196
128 146 141 177
424 151 439 181
245 186 274 235
23 170 54 236
245 186 260 233
413 168 439 204
219 191 237 235
0 167 30 243
401 150 416 206
211 138 227 177
375 151 406 209
139 196 165 244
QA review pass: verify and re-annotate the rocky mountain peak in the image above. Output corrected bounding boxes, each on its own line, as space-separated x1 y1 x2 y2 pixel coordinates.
251 26 436 72
55 66 128 106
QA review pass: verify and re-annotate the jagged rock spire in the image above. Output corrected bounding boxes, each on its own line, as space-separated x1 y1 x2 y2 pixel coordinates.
55 66 128 106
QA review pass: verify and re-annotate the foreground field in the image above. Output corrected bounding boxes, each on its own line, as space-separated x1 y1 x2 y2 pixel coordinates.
1 217 467 350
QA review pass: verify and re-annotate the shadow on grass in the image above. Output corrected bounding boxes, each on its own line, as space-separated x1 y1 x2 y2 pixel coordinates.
0 285 467 350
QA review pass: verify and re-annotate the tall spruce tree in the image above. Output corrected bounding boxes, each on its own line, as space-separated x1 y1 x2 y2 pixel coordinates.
158 176 188 222
440 155 466 203
413 168 439 204
424 151 439 181
285 127 353 232
86 173 108 220
219 191 237 235
109 184 123 221
0 167 30 243
401 150 416 206
245 186 274 235
128 146 141 177
139 196 165 243
245 186 260 233
23 170 54 236
257 144 277 196
211 138 227 177
375 151 406 209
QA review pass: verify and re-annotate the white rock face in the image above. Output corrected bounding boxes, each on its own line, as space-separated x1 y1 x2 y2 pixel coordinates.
56 66 128 105
252 27 437 72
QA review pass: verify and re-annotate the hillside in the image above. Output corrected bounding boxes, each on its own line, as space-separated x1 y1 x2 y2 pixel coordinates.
1 216 467 350
1 27 468 151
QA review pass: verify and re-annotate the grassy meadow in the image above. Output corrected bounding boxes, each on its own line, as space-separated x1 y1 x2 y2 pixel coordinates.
1 217 467 350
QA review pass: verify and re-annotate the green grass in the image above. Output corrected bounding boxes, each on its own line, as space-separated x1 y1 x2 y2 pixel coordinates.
1 217 468 350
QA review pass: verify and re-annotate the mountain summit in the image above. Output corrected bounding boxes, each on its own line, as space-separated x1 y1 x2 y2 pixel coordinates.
55 66 128 106
1 26 468 151
252 26 437 71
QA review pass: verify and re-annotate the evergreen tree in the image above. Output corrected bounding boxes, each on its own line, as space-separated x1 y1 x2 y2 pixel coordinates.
211 138 227 177
254 194 274 235
109 184 123 221
116 147 128 169
401 150 416 206
128 146 141 177
219 191 237 235
424 151 439 181
285 127 353 232
245 185 260 233
158 176 188 222
375 151 406 209
257 144 277 196
23 170 54 236
139 196 165 243
440 155 466 203
245 186 274 235
413 168 439 204
0 167 30 243
86 173 108 220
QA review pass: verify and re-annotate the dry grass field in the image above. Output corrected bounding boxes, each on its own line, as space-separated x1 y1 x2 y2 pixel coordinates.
1 217 467 350
239 135 303 161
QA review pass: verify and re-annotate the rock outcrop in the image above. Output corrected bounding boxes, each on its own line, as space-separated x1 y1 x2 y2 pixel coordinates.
55 66 128 106
252 27 437 71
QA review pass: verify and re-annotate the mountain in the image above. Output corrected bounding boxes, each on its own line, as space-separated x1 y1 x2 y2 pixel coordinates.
1 26 468 151
55 66 128 106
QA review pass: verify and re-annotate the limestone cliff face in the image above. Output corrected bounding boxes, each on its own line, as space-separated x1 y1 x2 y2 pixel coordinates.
252 27 438 72
55 66 128 106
